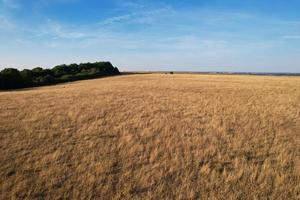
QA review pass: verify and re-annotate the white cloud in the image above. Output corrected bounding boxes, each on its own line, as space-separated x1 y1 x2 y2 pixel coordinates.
99 6 174 26
278 20 300 25
0 15 15 30
15 37 31 44
282 35 300 39
115 0 153 10
100 14 132 26
1 0 20 9
38 20 88 39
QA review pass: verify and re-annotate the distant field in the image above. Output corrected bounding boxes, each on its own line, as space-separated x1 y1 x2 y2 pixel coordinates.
0 74 299 199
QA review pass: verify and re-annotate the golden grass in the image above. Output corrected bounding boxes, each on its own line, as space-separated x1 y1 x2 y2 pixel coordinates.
0 74 299 199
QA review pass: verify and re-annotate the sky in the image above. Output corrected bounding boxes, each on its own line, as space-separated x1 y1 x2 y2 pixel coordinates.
0 0 300 72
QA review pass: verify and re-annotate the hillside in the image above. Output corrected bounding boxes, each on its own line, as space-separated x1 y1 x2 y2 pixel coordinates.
0 74 299 199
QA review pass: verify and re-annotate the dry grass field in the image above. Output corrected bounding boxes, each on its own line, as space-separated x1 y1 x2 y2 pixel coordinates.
0 74 299 199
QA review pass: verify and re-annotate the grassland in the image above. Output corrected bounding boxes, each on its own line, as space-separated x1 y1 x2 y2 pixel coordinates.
0 74 299 199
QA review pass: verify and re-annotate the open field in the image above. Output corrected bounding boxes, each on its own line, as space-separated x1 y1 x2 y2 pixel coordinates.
0 74 300 199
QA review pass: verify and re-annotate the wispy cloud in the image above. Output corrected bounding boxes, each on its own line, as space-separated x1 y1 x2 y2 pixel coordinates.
282 35 300 39
278 20 300 25
99 6 175 26
31 0 78 11
0 15 15 30
115 0 159 10
100 14 132 26
45 20 87 39
1 0 20 9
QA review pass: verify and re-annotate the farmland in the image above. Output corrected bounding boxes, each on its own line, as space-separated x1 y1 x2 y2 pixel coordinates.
0 74 299 199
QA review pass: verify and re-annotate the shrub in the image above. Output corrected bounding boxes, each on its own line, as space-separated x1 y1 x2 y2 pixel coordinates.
0 68 24 89
0 62 120 90
20 69 34 87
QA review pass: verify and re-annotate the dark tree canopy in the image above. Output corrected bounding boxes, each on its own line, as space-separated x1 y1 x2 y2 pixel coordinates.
0 62 120 90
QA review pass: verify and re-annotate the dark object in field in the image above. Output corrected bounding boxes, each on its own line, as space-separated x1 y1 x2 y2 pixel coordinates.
0 62 120 90
170 72 174 74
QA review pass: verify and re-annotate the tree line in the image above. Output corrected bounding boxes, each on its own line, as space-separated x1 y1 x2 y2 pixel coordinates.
0 62 120 90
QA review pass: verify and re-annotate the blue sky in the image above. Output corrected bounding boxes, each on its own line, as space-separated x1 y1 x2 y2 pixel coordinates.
0 0 300 72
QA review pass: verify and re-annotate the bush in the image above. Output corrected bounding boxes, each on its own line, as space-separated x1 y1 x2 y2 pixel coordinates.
0 68 24 89
59 74 76 82
20 69 34 87
0 62 120 90
37 75 56 85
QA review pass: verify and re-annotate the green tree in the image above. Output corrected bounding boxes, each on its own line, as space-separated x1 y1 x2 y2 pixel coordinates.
0 68 24 89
